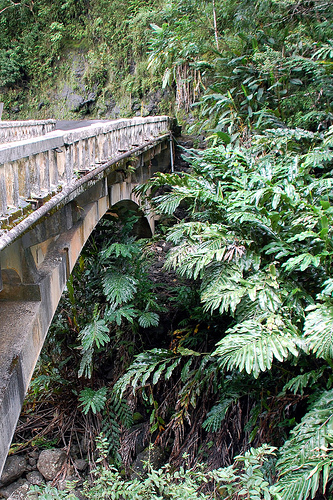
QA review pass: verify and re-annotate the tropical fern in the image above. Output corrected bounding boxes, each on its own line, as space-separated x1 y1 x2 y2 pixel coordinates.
114 349 180 398
78 312 110 351
281 369 325 396
137 311 159 328
203 394 239 432
103 272 138 307
213 317 301 378
304 301 333 359
79 387 108 415
274 389 333 500
77 306 110 378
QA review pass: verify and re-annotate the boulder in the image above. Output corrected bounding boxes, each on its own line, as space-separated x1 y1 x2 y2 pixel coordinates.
37 449 66 481
7 482 30 500
0 456 26 486
130 446 166 479
73 459 87 472
26 470 44 486
0 478 26 499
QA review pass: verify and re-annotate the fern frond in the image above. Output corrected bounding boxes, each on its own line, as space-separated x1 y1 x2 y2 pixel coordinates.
101 242 140 260
114 349 178 398
78 316 110 350
138 311 159 328
203 394 239 432
78 348 93 379
105 305 138 326
213 317 300 378
200 263 245 314
153 191 190 214
282 253 321 273
304 302 333 359
79 387 108 415
103 272 138 307
281 369 325 396
275 389 333 500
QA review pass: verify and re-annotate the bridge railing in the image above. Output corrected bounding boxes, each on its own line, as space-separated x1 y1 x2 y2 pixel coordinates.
0 116 170 221
0 119 56 144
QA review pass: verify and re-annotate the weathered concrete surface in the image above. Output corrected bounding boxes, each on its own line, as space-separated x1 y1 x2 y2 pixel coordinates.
0 119 172 475
0 116 170 218
0 120 56 144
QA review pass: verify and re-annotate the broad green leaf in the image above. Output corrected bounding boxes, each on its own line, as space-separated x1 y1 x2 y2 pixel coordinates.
304 302 333 359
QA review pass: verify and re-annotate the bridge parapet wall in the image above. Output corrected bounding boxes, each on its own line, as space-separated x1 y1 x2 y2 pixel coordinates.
0 120 56 144
0 116 170 222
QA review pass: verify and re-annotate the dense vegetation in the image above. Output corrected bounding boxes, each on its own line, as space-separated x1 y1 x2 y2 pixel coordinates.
1 0 332 123
4 0 333 498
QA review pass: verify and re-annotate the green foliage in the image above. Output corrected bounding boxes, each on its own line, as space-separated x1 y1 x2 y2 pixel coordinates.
274 390 333 500
131 121 333 495
304 302 333 359
103 273 138 308
78 305 110 378
79 386 108 415
0 47 23 86
32 440 278 499
281 369 325 396
213 317 300 379
114 349 179 398
28 485 77 499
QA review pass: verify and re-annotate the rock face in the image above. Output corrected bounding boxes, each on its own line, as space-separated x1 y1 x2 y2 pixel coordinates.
37 449 66 480
0 456 26 486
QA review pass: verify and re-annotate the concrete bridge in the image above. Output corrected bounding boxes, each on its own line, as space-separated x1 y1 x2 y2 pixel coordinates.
0 116 172 473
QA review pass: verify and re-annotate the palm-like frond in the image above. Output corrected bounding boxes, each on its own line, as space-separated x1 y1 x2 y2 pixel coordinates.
114 349 179 398
79 387 108 415
304 302 333 359
275 390 333 500
201 263 245 314
78 316 110 350
282 369 325 396
213 317 300 378
103 272 138 307
138 311 159 328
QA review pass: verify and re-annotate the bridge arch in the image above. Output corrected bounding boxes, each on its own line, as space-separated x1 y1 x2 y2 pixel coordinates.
108 200 153 239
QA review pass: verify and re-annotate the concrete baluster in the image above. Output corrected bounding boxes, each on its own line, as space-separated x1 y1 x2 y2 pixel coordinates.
12 161 19 207
3 163 14 208
65 146 72 185
108 132 113 158
49 150 58 189
96 135 102 163
16 159 25 201
0 166 7 216
103 134 108 160
110 131 115 157
44 152 50 192
81 139 86 170
29 155 41 197
91 137 96 165
37 153 45 194
24 159 31 199
56 148 66 184
72 142 78 172
86 139 91 168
